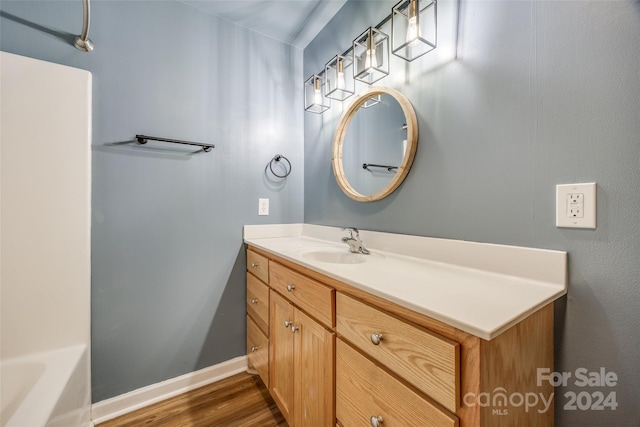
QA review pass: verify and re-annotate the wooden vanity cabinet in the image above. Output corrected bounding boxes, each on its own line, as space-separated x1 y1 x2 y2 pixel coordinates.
246 246 555 427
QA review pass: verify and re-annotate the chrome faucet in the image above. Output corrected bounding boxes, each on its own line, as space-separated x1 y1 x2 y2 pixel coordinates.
341 227 370 255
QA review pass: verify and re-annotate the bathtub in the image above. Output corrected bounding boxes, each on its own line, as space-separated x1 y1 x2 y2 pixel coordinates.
1 345 91 427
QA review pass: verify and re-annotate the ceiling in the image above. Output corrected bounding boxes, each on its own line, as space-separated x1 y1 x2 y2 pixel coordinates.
180 0 348 48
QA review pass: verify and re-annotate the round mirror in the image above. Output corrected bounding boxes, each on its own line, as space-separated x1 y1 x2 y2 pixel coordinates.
332 87 418 202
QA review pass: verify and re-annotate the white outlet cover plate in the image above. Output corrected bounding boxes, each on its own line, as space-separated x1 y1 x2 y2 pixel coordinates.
556 183 596 229
258 198 269 216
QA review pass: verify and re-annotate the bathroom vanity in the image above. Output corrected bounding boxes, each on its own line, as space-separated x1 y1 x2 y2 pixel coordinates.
244 224 567 427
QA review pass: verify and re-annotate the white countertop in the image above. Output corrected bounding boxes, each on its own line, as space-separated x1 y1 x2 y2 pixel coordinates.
244 224 567 340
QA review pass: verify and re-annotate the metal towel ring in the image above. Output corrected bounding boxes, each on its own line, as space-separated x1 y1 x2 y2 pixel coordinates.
269 155 291 178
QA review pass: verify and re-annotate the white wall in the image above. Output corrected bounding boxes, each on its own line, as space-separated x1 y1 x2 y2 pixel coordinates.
0 51 91 359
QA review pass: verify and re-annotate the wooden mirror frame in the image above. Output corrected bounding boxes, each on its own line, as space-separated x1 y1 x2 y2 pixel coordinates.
332 86 418 202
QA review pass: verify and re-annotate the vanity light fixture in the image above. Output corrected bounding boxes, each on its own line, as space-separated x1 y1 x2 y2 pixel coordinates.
304 2 440 113
325 55 355 101
353 27 389 85
304 74 330 114
392 0 437 61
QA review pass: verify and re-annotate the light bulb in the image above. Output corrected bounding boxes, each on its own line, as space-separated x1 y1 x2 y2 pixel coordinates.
336 58 346 90
365 34 377 69
313 77 322 105
337 70 345 89
406 0 419 45
406 16 418 44
365 48 378 69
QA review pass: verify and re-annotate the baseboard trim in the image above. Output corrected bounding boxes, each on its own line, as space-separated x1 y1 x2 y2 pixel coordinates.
91 356 248 425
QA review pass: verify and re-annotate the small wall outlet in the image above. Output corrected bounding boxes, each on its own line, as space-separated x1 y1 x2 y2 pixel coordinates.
258 198 269 216
556 183 596 229
566 193 584 218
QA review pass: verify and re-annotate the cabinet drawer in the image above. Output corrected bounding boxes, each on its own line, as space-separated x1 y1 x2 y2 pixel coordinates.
336 292 459 413
247 315 269 387
336 339 458 427
247 273 269 335
270 262 335 328
247 250 269 283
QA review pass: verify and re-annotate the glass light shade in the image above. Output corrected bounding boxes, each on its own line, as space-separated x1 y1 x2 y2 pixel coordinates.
353 27 389 85
325 55 355 101
392 0 437 61
304 74 330 113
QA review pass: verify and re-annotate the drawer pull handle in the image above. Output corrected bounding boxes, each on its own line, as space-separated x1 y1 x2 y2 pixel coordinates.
251 262 259 268
370 333 384 345
370 415 383 427
284 320 292 328
250 298 258 304
250 345 258 353
290 324 299 333
286 284 295 292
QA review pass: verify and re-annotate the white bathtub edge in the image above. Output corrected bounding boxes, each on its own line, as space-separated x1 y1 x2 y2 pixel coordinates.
1 344 88 427
91 356 248 425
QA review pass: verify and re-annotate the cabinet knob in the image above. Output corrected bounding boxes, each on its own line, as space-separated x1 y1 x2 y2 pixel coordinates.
370 333 384 345
286 284 295 292
284 320 292 328
290 324 299 333
251 262 259 268
250 345 258 353
250 298 258 304
370 415 383 427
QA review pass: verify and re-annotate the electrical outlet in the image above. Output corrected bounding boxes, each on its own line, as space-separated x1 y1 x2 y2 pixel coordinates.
556 183 596 228
258 198 269 216
566 193 584 218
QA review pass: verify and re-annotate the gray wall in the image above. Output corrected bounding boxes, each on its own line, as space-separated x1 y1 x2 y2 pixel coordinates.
304 1 640 425
1 1 303 401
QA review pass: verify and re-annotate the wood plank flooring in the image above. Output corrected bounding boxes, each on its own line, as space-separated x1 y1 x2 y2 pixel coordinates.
98 372 287 427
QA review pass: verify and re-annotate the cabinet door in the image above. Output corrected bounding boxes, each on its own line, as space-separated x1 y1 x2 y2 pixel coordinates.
269 290 295 424
294 309 335 427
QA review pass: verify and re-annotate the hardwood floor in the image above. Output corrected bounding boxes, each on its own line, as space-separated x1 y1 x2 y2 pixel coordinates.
98 372 288 427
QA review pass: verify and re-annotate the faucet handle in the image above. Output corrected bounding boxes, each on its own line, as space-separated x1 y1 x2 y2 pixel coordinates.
343 227 359 238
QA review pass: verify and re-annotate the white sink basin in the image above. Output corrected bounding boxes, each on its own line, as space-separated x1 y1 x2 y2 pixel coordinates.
297 247 369 264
